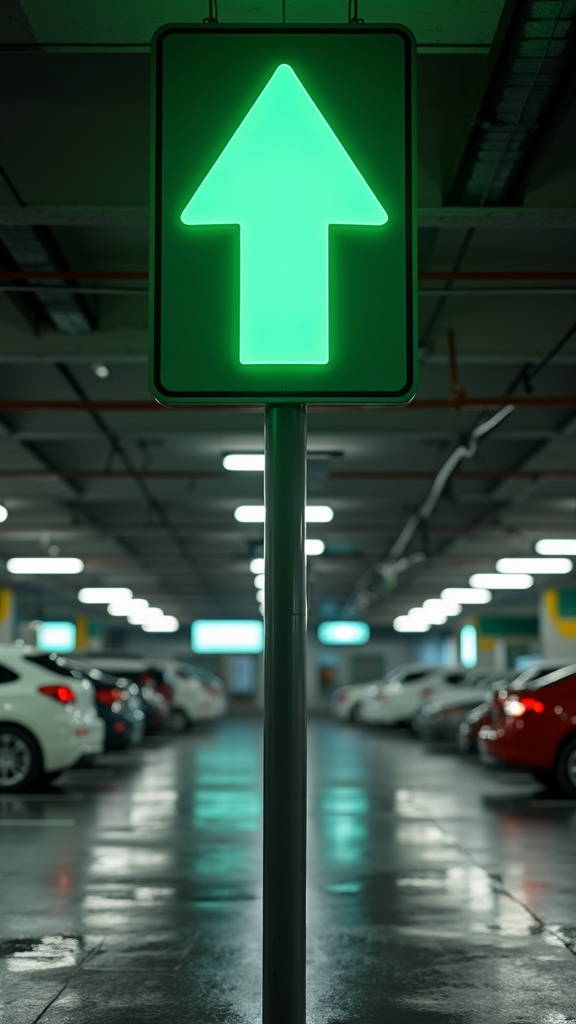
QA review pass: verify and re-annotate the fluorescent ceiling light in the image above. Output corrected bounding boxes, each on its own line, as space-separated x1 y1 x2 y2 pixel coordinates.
253 574 265 590
141 607 164 625
142 615 180 633
223 453 265 471
255 589 265 602
107 601 133 617
317 621 370 645
535 539 576 556
8 557 84 575
250 558 265 574
128 598 149 613
0 504 8 523
90 362 111 380
470 573 533 590
496 557 573 575
410 606 447 625
393 615 430 633
191 620 264 654
441 587 491 604
235 505 334 523
235 505 266 522
305 539 325 556
423 597 462 617
306 506 334 523
78 587 132 604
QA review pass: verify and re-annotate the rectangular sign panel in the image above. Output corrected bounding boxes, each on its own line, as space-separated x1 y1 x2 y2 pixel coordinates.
150 25 416 404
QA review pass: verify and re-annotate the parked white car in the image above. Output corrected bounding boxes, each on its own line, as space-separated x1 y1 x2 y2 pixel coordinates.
159 661 228 731
86 656 227 732
0 644 105 791
330 665 454 723
358 664 469 726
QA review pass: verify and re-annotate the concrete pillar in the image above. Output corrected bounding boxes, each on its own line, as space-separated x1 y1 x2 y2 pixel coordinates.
0 588 15 643
539 588 576 660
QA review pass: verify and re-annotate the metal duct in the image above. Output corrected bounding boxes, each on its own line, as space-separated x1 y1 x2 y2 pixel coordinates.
0 224 94 335
449 0 576 205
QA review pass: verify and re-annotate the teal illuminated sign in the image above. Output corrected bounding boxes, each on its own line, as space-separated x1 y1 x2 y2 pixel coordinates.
150 25 416 404
37 621 76 653
181 64 387 366
317 621 370 645
191 619 264 654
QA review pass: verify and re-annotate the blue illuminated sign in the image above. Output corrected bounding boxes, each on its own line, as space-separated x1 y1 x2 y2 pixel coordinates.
317 621 370 646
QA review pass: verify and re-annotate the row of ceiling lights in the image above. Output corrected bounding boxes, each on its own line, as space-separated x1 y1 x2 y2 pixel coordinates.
78 588 179 633
393 545 575 633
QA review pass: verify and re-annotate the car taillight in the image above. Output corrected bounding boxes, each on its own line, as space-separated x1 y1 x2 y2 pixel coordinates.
377 692 387 702
503 694 545 717
95 686 125 707
39 685 75 704
207 683 222 696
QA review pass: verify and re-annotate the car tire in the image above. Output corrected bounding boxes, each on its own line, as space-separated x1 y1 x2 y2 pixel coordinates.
349 703 362 724
171 708 190 733
0 725 42 792
554 735 576 798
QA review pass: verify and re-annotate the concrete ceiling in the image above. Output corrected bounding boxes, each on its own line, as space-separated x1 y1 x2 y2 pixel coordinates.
0 0 575 638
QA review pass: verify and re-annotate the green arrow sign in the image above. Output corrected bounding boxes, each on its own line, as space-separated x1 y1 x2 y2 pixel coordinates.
181 64 388 366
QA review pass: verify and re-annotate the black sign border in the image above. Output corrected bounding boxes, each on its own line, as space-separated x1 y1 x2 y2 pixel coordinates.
151 24 416 404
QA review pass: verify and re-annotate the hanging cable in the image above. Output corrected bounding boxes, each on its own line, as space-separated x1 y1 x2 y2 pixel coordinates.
203 0 218 23
343 319 576 613
348 0 364 24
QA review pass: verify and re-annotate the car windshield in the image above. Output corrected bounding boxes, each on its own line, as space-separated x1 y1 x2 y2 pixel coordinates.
400 671 431 683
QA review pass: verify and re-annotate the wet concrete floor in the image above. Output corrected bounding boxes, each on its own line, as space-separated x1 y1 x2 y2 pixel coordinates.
1 718 575 1023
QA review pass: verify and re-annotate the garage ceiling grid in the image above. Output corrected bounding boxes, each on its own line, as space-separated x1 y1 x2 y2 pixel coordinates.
0 0 574 629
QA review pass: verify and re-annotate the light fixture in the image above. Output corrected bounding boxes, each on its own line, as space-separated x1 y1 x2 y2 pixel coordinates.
8 557 84 575
90 362 111 380
535 539 576 556
223 453 265 471
496 557 573 575
460 624 477 669
317 621 370 645
142 615 180 633
423 597 462 617
250 557 265 574
107 601 133 617
410 606 447 626
255 589 265 603
78 587 132 604
305 506 334 523
235 505 266 523
0 504 8 523
141 607 165 625
441 587 491 604
470 573 533 590
235 505 334 523
37 621 77 653
253 574 265 590
191 620 264 654
305 539 325 556
393 615 430 633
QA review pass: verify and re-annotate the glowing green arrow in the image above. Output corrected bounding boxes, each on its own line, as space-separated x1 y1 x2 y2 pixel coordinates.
181 64 387 365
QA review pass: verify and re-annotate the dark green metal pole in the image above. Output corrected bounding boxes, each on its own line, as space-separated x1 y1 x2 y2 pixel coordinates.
263 403 307 1024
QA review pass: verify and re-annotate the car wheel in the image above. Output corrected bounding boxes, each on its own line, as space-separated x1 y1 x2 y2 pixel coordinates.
554 736 576 798
171 708 190 733
349 703 362 724
0 726 42 792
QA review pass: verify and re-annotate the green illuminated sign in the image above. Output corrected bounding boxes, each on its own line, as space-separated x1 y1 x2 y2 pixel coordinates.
181 64 387 366
150 25 416 404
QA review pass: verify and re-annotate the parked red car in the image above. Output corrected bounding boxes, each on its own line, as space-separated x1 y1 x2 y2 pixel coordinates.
478 664 576 796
